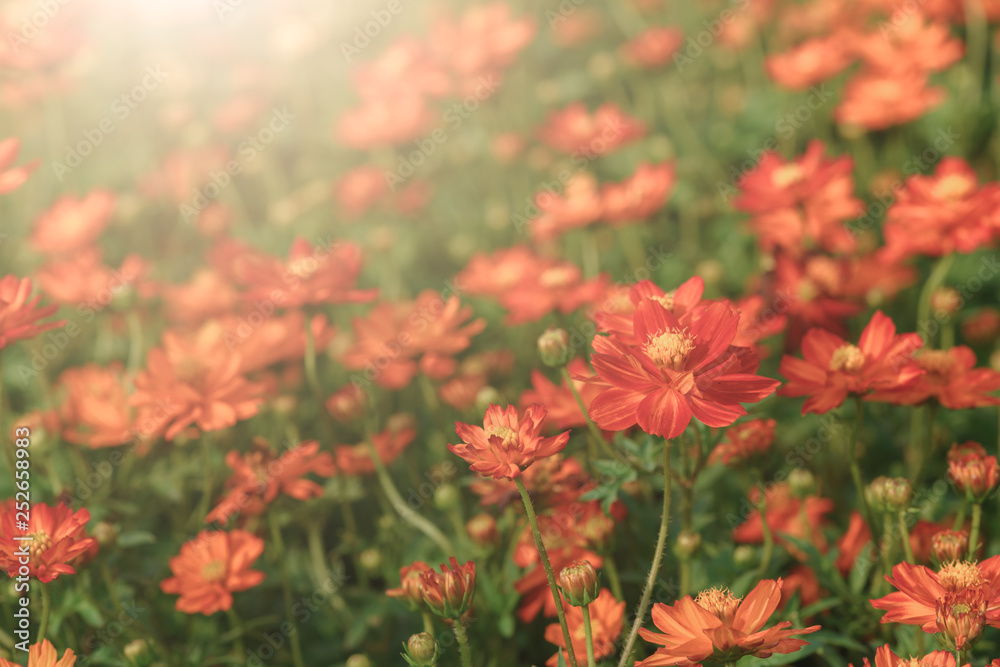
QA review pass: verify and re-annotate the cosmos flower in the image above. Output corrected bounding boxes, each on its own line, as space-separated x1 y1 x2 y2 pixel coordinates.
600 161 675 224
0 640 76 667
335 416 417 475
621 27 685 68
0 137 38 195
586 300 779 438
0 502 96 583
595 276 705 347
544 589 624 666
160 530 265 615
29 190 115 256
851 644 956 667
778 311 924 414
766 34 855 90
387 560 434 611
636 579 820 666
867 347 1000 409
449 404 570 480
711 418 776 466
835 67 944 131
419 557 476 619
537 102 645 156
0 275 65 350
54 362 134 448
519 358 601 431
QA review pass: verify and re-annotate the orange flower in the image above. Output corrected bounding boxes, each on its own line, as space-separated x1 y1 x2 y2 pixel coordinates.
29 190 115 256
733 483 833 557
947 442 1000 502
711 418 776 466
529 172 602 243
159 269 239 324
35 248 147 306
219 311 336 374
337 95 436 150
54 362 134 448
520 358 602 431
779 311 924 414
456 246 547 299
0 136 38 195
160 530 265 615
537 102 645 156
870 558 1000 632
0 639 76 667
601 161 675 224
334 165 388 219
499 261 607 325
449 404 570 480
622 27 685 68
237 238 378 308
130 324 267 441
206 439 336 525
594 276 705 347
637 579 820 666
835 67 944 131
0 503 96 583
854 12 963 74
419 557 476 619
852 644 956 667
387 560 434 611
868 347 1000 409
335 416 417 475
545 588 624 666
766 34 855 90
0 275 65 350
470 453 591 510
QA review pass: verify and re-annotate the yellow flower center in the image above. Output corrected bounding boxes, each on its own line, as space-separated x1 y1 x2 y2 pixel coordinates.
201 559 227 582
772 164 804 188
486 425 518 449
288 257 318 280
695 587 741 625
27 532 51 560
652 291 676 311
931 173 975 202
916 350 954 375
644 329 695 371
937 561 984 592
540 267 576 288
829 344 865 373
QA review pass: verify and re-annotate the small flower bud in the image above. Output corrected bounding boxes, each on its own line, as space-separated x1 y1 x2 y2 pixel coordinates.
93 521 118 547
420 557 476 619
674 531 701 559
466 513 498 548
387 562 432 612
883 477 912 511
124 639 152 667
947 442 1000 502
788 469 815 498
733 545 756 569
931 530 968 564
866 476 892 512
358 548 382 575
433 484 460 511
403 633 438 666
537 328 571 368
474 386 502 414
557 560 600 607
346 655 372 667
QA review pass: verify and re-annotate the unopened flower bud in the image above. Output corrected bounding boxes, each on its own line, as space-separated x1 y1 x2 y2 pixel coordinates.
466 513 498 548
346 655 372 667
475 386 502 414
420 557 476 619
788 469 815 497
931 530 968 564
403 632 438 666
734 545 756 569
359 548 382 575
883 477 912 511
124 639 152 667
931 287 961 317
93 521 118 547
674 531 701 559
537 328 571 368
947 442 1000 502
433 484 460 511
963 308 1000 344
558 560 600 607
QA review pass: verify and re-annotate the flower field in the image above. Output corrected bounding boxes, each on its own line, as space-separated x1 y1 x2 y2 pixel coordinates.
2 0 1000 666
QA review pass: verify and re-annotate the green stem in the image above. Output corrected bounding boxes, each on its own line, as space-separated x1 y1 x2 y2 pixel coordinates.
969 503 983 559
881 513 894 586
756 484 773 579
453 618 474 667
560 367 629 467
582 604 597 667
268 514 305 667
37 584 51 643
195 434 215 524
848 396 872 528
616 442 672 667
227 606 246 656
916 254 955 343
126 309 143 381
898 512 915 565
303 313 321 398
962 0 988 104
604 555 624 601
953 499 968 531
422 611 434 636
363 438 454 555
515 477 578 667
0 355 15 483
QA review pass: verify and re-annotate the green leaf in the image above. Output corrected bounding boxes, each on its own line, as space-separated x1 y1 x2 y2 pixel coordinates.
117 531 156 547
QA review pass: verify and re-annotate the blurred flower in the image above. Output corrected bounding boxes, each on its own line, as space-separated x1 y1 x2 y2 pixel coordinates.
529 173 602 243
586 299 779 438
129 325 267 441
499 260 608 325
636 579 820 666
868 347 1000 409
334 166 388 220
0 137 38 195
537 102 645 156
734 141 862 256
335 418 417 475
387 561 433 612
0 639 76 667
851 644 957 667
36 249 147 307
159 269 239 324
947 442 999 502
160 530 265 615
711 418 776 466
30 190 115 256
766 34 855 90
621 27 685 68
206 439 336 525
733 483 833 557
835 67 944 131
601 161 675 224
963 309 1000 344
0 502 95 583
778 310 923 414
520 358 601 431
932 530 969 564
545 588 624 666
54 363 134 448
325 385 368 423
449 404 569 480
0 275 65 350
